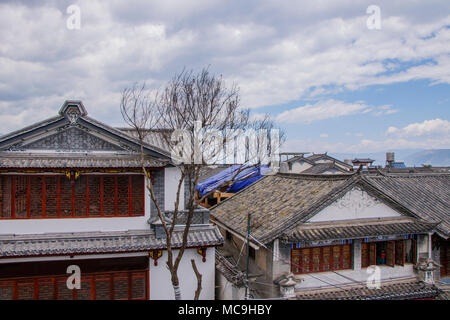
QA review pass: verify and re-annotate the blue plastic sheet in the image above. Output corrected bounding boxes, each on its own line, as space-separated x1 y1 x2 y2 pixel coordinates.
196 165 270 197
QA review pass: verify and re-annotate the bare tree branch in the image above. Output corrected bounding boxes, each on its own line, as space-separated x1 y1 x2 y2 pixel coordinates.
120 66 285 300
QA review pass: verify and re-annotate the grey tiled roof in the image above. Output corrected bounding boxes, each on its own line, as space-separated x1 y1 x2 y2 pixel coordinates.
362 172 450 237
282 218 438 243
302 163 350 174
0 154 166 168
285 155 314 164
0 104 171 161
306 153 353 169
295 280 443 300
211 173 359 244
0 226 223 257
211 172 449 244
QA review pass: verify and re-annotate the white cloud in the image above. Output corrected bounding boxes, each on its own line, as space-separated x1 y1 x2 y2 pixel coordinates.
275 99 397 123
0 0 449 133
282 118 450 154
319 133 328 138
276 99 370 123
386 119 450 138
372 104 399 116
282 136 450 154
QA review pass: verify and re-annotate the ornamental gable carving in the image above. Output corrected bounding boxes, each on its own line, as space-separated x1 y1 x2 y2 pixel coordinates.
308 187 402 222
22 127 124 152
331 187 379 214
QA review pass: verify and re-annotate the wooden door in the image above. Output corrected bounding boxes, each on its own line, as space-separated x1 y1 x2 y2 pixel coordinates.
301 248 311 273
441 240 449 278
312 247 321 272
369 243 376 266
291 249 301 274
332 246 342 270
361 243 369 268
342 245 352 269
395 240 405 266
386 241 395 267
412 238 417 265
322 246 331 271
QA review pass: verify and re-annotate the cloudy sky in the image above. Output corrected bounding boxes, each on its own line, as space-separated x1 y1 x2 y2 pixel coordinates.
0 0 449 154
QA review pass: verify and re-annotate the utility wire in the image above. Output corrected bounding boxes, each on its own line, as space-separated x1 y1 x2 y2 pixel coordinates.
224 232 367 298
246 241 366 297
218 234 247 298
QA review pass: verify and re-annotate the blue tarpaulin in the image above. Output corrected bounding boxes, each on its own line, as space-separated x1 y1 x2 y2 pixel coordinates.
196 165 270 197
391 162 407 168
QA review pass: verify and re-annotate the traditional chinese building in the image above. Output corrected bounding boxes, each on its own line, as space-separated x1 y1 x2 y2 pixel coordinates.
279 152 353 174
211 170 448 300
0 100 223 300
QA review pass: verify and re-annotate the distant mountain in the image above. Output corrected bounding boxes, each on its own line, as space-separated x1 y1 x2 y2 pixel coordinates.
403 149 450 167
329 149 450 167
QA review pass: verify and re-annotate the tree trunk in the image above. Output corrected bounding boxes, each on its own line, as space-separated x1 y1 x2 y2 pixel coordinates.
191 259 203 300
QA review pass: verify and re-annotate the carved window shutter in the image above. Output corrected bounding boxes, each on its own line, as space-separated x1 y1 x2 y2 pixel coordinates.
395 240 405 266
386 241 395 267
412 238 417 265
369 243 376 266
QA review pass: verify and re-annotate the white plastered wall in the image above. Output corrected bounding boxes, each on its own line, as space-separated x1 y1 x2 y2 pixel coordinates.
307 187 402 222
149 247 215 300
290 161 312 173
296 264 417 290
164 166 185 211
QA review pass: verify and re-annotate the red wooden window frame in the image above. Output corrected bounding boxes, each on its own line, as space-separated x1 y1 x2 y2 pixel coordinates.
0 270 148 300
361 240 411 268
291 244 352 274
395 240 405 266
0 174 145 219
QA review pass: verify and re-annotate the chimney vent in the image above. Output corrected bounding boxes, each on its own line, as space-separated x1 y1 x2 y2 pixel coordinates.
386 152 395 163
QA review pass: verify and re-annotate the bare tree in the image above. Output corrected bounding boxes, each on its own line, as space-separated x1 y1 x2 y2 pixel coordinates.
120 67 284 300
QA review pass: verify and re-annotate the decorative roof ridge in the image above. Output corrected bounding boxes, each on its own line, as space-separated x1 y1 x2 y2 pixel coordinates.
276 172 356 180
116 127 174 133
58 100 87 117
0 115 64 144
366 170 450 178
0 224 218 241
295 278 435 295
296 217 431 229
284 155 315 164
0 229 153 241
0 152 148 158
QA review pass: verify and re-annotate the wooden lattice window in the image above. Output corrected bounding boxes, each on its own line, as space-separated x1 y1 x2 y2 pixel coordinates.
0 270 148 300
292 245 352 274
361 240 408 268
361 243 370 268
0 174 145 219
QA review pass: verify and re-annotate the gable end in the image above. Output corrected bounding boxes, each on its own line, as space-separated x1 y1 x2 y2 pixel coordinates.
21 126 126 152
